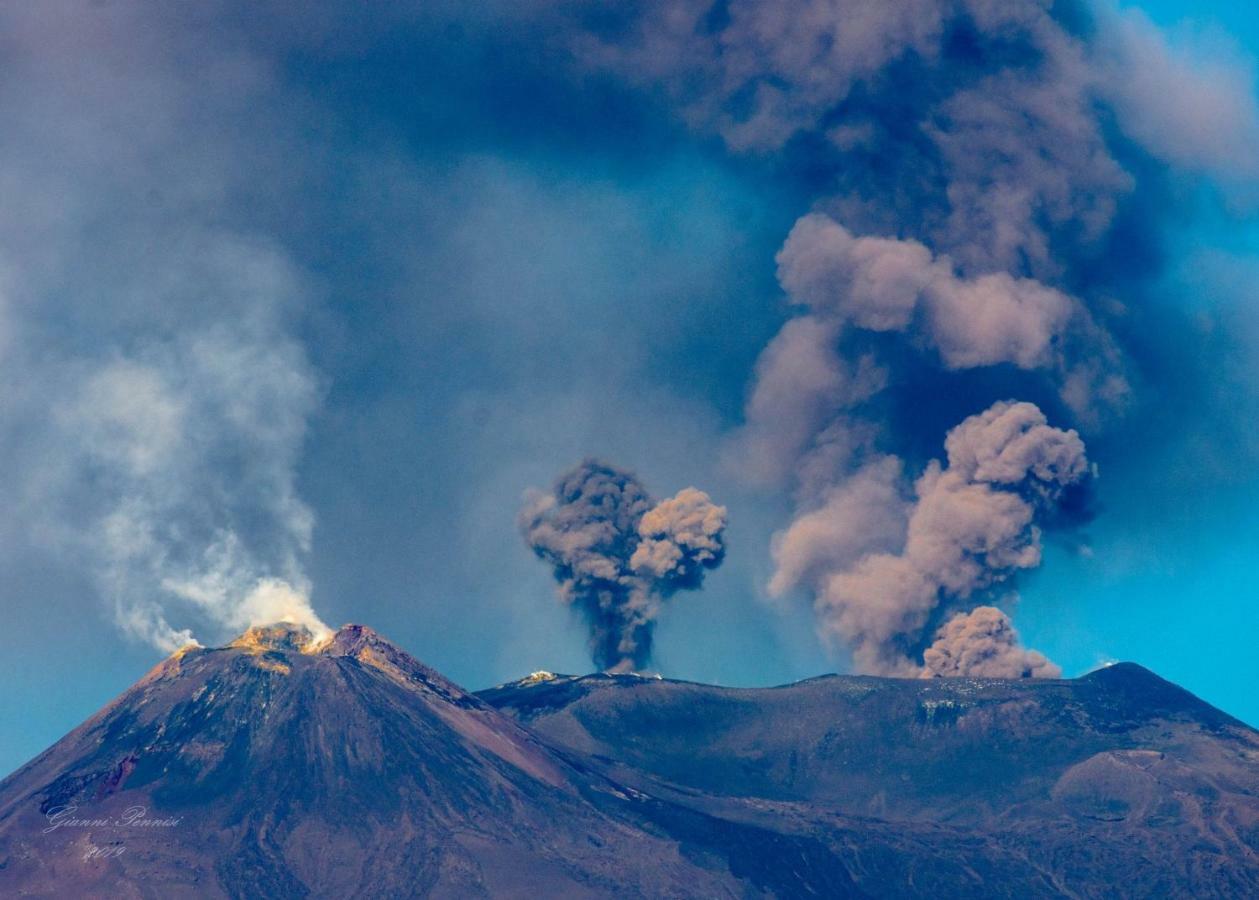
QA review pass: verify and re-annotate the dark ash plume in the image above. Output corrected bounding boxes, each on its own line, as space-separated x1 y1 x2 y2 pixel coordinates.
776 401 1091 676
547 0 1255 676
520 459 727 672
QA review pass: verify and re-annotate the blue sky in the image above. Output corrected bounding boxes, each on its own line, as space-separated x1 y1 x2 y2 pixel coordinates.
1019 0 1259 701
2 0 1259 776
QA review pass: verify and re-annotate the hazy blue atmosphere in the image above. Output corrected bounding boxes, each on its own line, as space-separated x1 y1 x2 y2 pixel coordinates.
3 0 1259 776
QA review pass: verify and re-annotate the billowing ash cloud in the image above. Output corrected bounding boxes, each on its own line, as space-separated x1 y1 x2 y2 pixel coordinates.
777 213 1080 371
775 401 1090 675
922 606 1061 679
631 487 728 587
552 0 1259 675
521 460 727 671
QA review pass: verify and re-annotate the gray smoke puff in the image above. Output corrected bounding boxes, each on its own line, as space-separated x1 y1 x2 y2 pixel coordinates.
769 213 1119 435
631 487 727 589
521 459 727 672
922 606 1061 679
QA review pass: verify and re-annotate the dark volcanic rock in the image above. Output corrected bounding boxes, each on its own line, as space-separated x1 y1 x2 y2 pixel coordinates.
4 626 1259 898
0 625 749 898
479 665 1259 898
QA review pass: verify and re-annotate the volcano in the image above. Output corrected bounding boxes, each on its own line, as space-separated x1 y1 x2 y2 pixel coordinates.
2 624 1259 898
0 624 750 898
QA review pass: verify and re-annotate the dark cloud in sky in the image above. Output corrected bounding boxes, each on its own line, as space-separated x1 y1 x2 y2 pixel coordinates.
552 0 1259 675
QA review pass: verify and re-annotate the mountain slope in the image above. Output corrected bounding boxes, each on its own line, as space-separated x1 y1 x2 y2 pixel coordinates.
4 624 1259 898
0 625 748 898
479 664 1259 897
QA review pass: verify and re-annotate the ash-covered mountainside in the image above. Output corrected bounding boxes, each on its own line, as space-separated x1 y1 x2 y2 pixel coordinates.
480 664 1259 897
0 624 783 898
3 625 1259 899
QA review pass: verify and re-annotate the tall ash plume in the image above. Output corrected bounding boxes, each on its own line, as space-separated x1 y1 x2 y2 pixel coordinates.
520 460 727 672
788 401 1091 675
552 0 1259 675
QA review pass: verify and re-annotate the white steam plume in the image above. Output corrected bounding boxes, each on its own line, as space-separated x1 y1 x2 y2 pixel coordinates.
0 4 331 652
33 237 328 652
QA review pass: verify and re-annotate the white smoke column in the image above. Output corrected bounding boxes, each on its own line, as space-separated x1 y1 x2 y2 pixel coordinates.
0 5 335 653
521 459 727 671
45 240 330 652
778 401 1089 676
